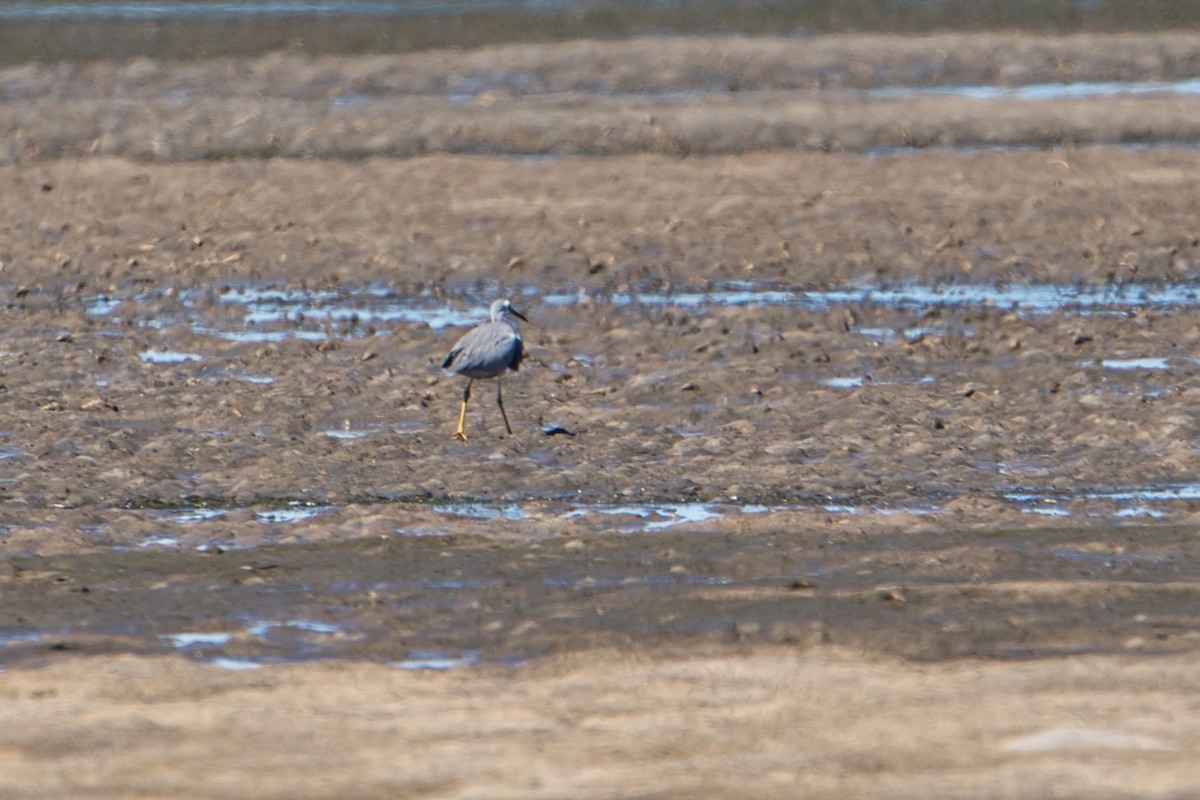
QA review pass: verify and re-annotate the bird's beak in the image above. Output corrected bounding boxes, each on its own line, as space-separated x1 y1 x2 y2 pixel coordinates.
512 308 530 324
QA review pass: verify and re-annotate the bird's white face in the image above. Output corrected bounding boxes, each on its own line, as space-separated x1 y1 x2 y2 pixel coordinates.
491 299 527 323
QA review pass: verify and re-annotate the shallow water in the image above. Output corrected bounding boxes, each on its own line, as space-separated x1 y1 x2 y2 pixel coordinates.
160 617 353 668
83 279 1200 345
47 486 1200 557
867 77 1200 102
5 508 1199 669
253 503 335 523
1005 483 1200 519
140 349 203 364
326 77 1200 109
391 650 480 670
6 0 1198 65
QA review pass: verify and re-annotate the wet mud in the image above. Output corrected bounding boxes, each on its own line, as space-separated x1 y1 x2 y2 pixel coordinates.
6 520 1200 670
2 31 1200 798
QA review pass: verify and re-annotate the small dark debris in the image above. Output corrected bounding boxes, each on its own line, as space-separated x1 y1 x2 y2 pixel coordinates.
541 424 576 437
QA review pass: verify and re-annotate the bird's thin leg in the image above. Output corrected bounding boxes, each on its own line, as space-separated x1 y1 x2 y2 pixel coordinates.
453 379 473 441
496 377 513 435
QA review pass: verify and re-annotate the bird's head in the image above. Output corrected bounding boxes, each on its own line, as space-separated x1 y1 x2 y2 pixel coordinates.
490 298 529 324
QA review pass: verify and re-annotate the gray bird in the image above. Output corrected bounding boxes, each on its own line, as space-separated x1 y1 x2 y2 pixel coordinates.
441 298 528 440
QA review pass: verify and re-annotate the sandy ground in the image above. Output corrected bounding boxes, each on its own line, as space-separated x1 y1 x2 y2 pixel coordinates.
3 649 1200 799
1 31 1200 798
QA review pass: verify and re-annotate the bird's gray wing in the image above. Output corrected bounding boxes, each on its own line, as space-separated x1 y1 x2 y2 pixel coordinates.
442 323 520 376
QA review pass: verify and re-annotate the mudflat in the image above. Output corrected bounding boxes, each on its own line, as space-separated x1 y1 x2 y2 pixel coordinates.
1 31 1200 798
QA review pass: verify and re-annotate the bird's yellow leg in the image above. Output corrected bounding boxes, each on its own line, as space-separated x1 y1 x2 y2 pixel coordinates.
496 378 513 435
452 380 472 440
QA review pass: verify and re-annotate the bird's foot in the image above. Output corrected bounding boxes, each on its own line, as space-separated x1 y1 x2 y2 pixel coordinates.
451 431 468 441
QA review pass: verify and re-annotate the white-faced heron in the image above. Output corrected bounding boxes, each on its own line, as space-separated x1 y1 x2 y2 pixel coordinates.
441 298 527 440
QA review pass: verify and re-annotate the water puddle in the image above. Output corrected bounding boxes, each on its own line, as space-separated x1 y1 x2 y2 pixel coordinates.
253 502 334 523
537 287 801 310
322 429 370 439
245 618 341 637
391 650 480 670
104 502 340 551
1081 356 1199 371
821 374 936 390
390 527 455 539
218 285 471 331
853 324 972 342
542 573 736 589
867 77 1200 102
1000 726 1179 754
319 421 422 440
197 326 329 343
138 535 182 548
793 281 1200 314
83 279 1200 348
46 478 1200 564
139 349 203 364
420 578 506 591
0 1 445 22
230 372 276 385
465 77 1200 110
1005 483 1200 518
421 486 1200 530
432 502 531 521
663 424 705 437
427 497 943 535
159 617 348 668
562 502 724 531
152 507 228 524
104 495 955 555
0 0 1189 36
161 631 234 648
321 423 382 440
0 631 44 647
207 657 263 671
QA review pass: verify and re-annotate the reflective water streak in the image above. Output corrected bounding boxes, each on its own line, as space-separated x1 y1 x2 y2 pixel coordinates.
0 1 506 22
83 279 1200 345
867 77 1200 102
391 650 480 670
1005 483 1200 518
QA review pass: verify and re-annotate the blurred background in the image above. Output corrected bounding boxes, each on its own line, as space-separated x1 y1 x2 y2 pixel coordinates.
2 0 1198 64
